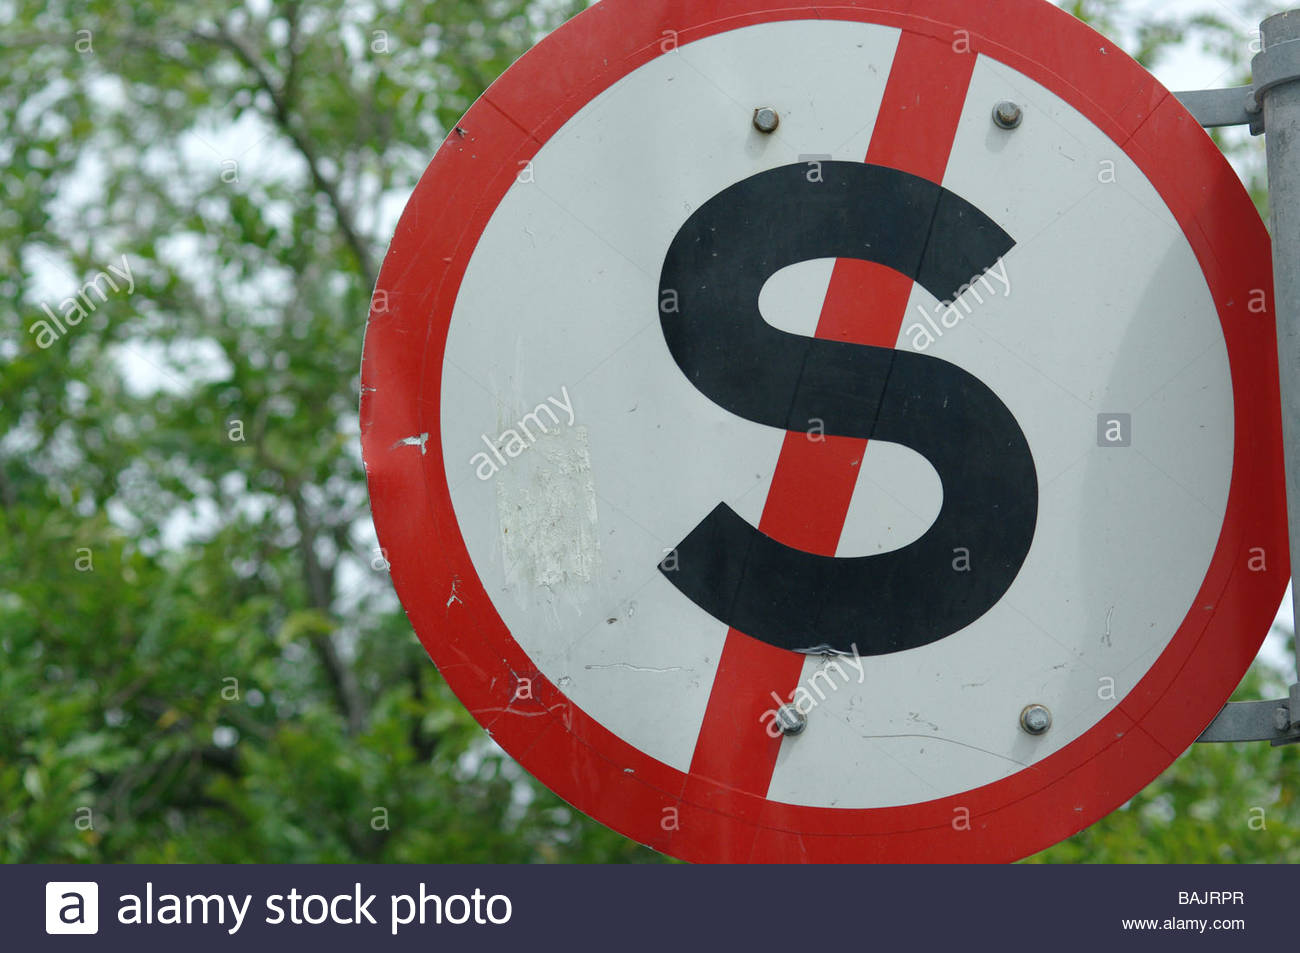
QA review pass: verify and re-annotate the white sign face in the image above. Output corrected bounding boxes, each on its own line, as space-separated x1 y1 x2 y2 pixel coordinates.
437 18 1231 809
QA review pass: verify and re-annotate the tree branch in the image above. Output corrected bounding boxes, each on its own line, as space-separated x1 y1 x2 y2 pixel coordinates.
191 22 378 291
288 482 367 735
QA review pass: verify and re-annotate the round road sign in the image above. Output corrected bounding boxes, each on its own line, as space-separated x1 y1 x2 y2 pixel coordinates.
361 0 1289 862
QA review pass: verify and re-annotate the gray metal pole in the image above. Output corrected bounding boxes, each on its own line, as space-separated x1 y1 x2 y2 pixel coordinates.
1259 11 1300 683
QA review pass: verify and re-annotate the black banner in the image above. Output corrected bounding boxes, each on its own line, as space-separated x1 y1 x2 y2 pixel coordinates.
14 863 1285 950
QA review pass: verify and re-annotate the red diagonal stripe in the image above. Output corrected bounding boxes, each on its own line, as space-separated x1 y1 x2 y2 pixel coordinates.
684 32 978 815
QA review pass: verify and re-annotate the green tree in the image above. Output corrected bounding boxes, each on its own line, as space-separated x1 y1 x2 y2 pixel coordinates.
0 0 657 863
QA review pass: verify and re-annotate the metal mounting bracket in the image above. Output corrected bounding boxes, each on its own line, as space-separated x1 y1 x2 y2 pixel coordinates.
1197 685 1300 745
1254 36 1300 101
1175 20 1300 134
1174 86 1261 132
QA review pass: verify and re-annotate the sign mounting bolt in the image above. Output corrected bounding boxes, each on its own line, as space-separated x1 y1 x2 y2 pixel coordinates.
753 107 780 134
774 704 806 736
993 100 1023 129
1274 705 1292 732
1020 704 1052 735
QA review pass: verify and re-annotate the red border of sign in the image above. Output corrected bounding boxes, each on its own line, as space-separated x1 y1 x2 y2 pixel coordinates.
361 0 1289 863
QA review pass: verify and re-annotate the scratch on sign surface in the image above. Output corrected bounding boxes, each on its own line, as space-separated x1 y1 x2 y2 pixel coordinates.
497 424 600 608
393 432 429 455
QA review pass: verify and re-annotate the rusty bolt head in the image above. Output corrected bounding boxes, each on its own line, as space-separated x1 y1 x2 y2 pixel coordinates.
1020 704 1052 735
774 704 806 736
753 107 780 134
993 100 1024 129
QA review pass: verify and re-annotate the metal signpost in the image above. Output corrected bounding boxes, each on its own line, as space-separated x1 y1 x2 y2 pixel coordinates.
1183 10 1300 746
363 0 1296 861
